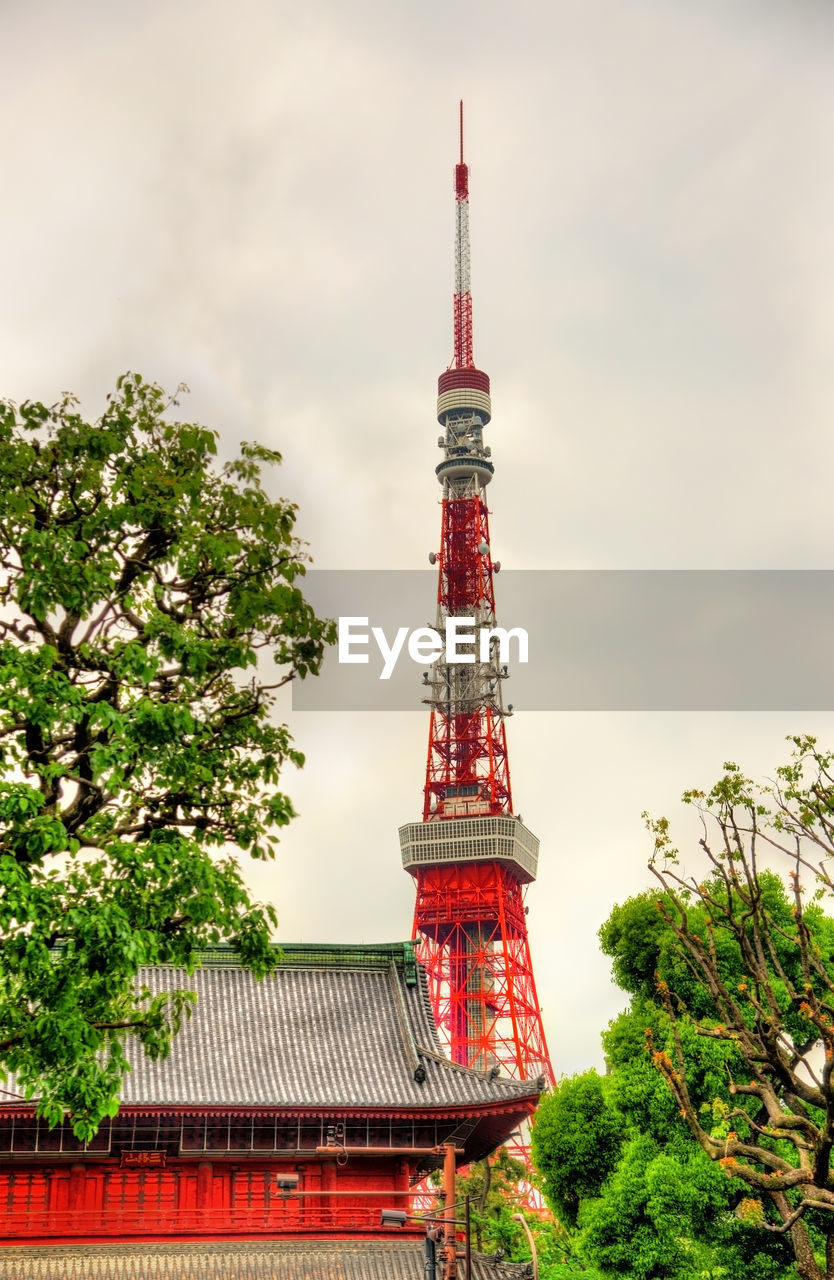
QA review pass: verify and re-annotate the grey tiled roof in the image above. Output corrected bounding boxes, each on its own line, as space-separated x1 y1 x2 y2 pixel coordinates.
0 1240 534 1280
122 943 540 1111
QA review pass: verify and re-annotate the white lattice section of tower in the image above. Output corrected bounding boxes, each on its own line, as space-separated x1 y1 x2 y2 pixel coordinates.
455 198 470 299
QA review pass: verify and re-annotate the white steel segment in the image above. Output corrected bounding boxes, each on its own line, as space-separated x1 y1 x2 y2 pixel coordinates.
422 658 504 716
399 815 539 883
455 200 471 297
435 457 494 486
436 388 492 422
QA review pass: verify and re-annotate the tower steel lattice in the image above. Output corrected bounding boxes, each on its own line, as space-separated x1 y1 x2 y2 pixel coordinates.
399 107 555 1115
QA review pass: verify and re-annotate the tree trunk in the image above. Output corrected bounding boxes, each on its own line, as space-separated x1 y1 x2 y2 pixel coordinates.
789 1216 825 1280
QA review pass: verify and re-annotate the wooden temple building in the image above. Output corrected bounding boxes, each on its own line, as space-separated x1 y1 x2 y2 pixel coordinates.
0 942 541 1278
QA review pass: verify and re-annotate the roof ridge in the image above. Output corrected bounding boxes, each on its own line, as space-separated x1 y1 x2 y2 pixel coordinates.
186 942 419 973
387 959 426 1085
414 1043 541 1095
414 1043 492 1076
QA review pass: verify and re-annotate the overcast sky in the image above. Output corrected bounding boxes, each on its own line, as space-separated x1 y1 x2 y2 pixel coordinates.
2 0 833 1077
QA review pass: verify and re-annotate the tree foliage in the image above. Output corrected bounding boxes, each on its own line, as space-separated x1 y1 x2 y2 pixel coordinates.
533 1016 795 1280
450 1149 587 1279
633 737 834 1280
0 375 334 1136
531 737 834 1277
541 737 834 1280
532 1071 623 1230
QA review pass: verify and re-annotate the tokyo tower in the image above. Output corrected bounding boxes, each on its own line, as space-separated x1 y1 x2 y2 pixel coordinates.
399 105 555 1100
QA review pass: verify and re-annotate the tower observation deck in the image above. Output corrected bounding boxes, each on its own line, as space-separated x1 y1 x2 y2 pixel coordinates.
399 106 555 1100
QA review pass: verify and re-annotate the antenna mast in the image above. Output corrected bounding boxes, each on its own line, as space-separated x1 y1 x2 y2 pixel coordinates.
453 100 473 370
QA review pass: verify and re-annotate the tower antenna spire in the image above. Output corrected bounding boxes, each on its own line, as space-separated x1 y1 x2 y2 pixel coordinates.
453 100 473 369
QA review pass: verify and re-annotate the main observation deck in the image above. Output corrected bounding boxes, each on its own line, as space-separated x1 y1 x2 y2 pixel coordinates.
399 814 539 885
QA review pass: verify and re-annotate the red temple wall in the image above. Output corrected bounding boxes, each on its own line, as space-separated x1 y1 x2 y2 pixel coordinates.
0 1155 417 1244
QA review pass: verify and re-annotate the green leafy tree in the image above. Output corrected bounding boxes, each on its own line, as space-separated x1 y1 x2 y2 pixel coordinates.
532 1071 623 1230
532 861 815 1278
454 1148 528 1254
541 737 834 1280
533 1021 795 1280
0 374 334 1137
450 1148 588 1279
632 738 834 1280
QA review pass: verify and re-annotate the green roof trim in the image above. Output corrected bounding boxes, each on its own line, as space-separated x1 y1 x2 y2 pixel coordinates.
196 941 418 983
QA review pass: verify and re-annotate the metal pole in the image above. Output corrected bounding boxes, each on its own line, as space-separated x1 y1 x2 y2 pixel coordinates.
511 1213 539 1280
443 1143 457 1280
464 1194 471 1280
425 1233 437 1280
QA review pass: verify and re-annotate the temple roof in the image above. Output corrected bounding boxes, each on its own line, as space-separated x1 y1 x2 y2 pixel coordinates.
0 1240 534 1279
123 942 541 1114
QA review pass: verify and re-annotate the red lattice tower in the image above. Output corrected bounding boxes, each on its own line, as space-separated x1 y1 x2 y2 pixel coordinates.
399 108 555 1141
